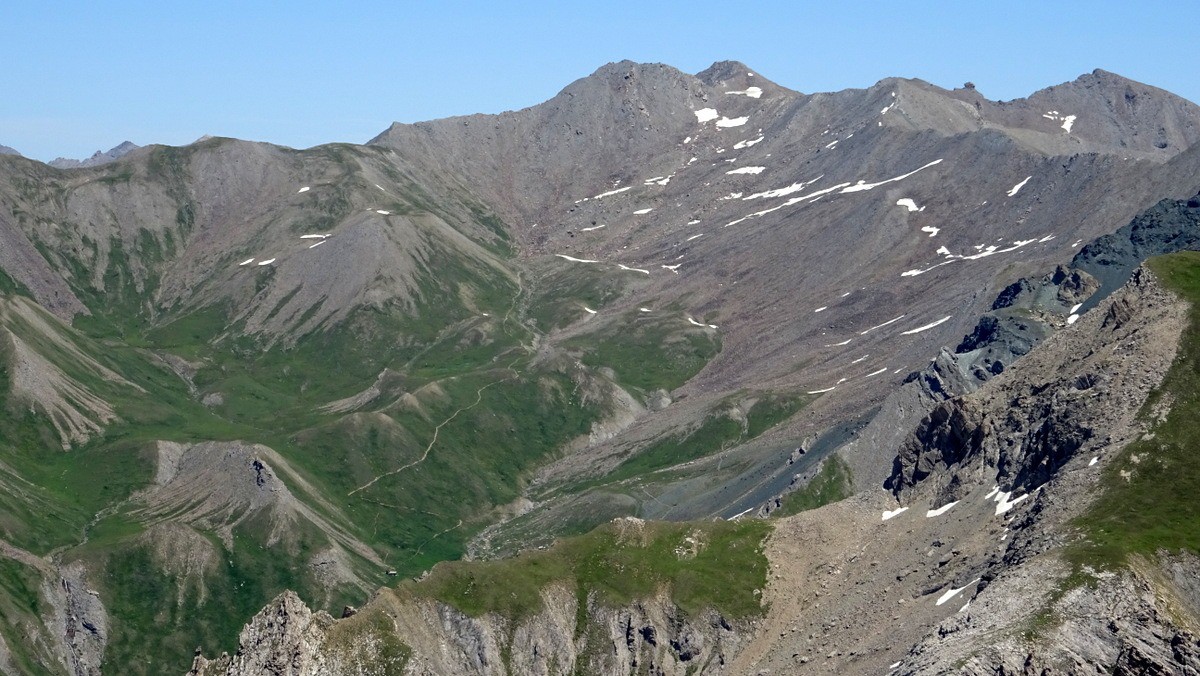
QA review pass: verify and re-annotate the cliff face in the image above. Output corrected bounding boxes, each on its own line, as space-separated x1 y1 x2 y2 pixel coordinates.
888 264 1184 507
884 264 1200 674
189 586 752 676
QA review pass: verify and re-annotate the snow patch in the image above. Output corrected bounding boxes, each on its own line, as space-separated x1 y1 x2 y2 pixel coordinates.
617 263 651 275
896 198 923 212
840 159 944 194
744 176 824 200
297 186 310 193
922 226 941 237
1069 303 1083 314
308 240 325 249
633 208 653 215
994 491 1028 516
257 258 276 266
686 233 703 242
860 314 906 335
662 264 681 273
1067 314 1080 325
814 306 827 313
724 182 851 226
593 186 632 199
376 210 390 215
726 166 765 175
300 234 330 240
716 116 750 128
727 86 763 98
926 501 958 518
807 386 836 394
639 307 651 313
734 135 764 149
1007 176 1032 197
882 507 908 521
238 258 255 266
556 254 599 263
580 224 606 232
583 306 597 315
1089 456 1099 466
901 260 957 277
864 367 888 378
900 316 952 335
1044 111 1077 133
694 108 719 123
936 580 978 606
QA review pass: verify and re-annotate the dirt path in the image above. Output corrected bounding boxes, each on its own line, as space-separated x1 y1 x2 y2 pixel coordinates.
347 373 516 497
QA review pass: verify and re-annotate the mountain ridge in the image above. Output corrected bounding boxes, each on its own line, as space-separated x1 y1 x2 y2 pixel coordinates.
1 60 1200 674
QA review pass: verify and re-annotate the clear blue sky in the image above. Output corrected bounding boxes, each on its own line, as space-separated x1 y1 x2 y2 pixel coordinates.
3 1 1196 161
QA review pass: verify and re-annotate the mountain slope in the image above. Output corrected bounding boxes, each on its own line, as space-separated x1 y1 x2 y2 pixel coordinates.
1 61 1199 674
187 252 1200 675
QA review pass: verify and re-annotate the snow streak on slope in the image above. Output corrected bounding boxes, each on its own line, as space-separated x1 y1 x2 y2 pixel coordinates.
900 316 952 335
840 159 944 193
1007 176 1032 197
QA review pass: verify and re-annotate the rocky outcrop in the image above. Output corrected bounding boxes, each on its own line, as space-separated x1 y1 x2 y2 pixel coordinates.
728 255 1195 674
904 554 1200 674
188 591 335 676
840 188 1200 494
190 585 751 676
887 265 1185 507
1073 190 1200 299
43 561 108 676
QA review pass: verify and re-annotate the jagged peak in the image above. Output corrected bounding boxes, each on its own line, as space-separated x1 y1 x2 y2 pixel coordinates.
48 140 141 169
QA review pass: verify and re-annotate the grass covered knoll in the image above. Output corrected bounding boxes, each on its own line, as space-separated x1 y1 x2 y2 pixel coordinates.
580 391 811 491
408 518 770 623
1068 252 1200 569
774 455 853 518
564 311 721 396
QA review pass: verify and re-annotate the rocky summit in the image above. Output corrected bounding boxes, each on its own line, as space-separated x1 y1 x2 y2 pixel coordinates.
1 61 1199 675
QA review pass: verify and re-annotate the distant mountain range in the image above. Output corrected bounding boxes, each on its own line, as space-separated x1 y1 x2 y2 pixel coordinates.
1 61 1199 674
46 140 140 168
